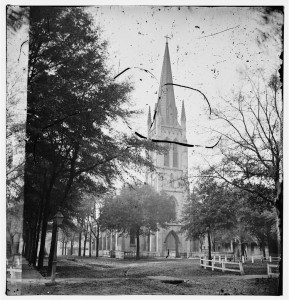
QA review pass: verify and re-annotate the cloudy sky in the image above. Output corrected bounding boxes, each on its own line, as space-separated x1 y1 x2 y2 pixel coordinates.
87 6 282 176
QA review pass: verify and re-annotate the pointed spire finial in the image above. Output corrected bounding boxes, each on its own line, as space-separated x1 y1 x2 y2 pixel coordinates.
157 37 178 126
164 35 171 44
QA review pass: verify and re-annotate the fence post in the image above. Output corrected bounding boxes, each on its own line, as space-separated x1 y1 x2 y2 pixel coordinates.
200 258 202 268
251 256 254 264
219 255 221 262
221 261 225 272
213 255 215 261
239 262 244 275
267 264 270 276
242 256 245 263
269 256 272 262
225 255 227 262
212 260 215 271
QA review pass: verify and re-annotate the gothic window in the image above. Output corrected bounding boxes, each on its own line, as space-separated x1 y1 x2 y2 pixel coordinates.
173 143 178 168
164 142 170 167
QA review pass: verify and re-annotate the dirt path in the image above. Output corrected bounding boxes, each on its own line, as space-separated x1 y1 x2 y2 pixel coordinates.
19 257 279 295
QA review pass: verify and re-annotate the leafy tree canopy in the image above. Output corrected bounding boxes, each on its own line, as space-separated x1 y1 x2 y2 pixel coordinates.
99 184 176 235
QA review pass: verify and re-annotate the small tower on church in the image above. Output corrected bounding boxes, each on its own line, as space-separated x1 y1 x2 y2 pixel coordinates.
147 106 152 135
181 100 186 132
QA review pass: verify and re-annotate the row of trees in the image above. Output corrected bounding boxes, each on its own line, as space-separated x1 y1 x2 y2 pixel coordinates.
22 7 161 272
182 172 278 260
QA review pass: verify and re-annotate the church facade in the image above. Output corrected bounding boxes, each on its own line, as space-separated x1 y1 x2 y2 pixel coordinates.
144 41 193 257
97 41 200 258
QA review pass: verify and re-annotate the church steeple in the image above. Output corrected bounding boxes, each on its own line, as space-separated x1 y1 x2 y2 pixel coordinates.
157 40 178 126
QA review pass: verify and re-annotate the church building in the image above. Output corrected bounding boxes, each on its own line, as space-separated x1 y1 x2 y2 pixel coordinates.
144 40 194 257
97 41 200 258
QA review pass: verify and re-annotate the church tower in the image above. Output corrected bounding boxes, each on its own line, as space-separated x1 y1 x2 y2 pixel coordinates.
146 40 190 257
97 40 201 259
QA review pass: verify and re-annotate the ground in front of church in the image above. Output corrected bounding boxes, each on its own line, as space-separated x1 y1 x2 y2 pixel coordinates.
19 257 279 295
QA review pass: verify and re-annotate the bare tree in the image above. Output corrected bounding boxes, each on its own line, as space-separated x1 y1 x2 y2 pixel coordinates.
206 70 282 249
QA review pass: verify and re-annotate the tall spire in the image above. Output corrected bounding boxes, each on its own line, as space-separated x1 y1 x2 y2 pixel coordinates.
157 40 178 126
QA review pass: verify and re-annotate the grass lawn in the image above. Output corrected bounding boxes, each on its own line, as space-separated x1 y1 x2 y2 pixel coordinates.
21 256 280 295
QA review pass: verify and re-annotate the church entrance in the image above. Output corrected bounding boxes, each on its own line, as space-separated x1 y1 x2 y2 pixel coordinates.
164 230 180 258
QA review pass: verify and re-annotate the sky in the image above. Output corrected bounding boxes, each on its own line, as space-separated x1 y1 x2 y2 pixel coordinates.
87 6 283 177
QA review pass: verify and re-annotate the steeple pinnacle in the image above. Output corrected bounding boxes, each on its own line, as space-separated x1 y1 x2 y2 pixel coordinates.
147 106 152 128
157 40 178 126
181 100 186 129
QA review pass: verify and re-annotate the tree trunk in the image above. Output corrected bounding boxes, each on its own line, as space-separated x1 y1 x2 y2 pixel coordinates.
31 179 46 266
83 223 88 257
89 225 92 257
78 231 82 256
62 240 65 255
48 220 58 273
95 223 100 258
28 221 37 263
37 214 49 269
23 227 31 258
31 215 42 266
260 241 266 259
136 228 140 260
240 240 246 257
275 180 282 254
147 231 150 252
207 230 212 262
65 242 67 255
37 170 57 269
70 236 74 255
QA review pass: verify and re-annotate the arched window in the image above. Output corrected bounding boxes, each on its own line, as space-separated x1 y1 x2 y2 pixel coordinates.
164 141 170 167
173 143 178 168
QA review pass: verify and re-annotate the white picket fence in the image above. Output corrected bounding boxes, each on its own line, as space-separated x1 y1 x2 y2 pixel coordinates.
267 264 279 277
212 254 234 262
249 255 264 263
243 255 280 264
269 256 281 263
200 258 244 275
